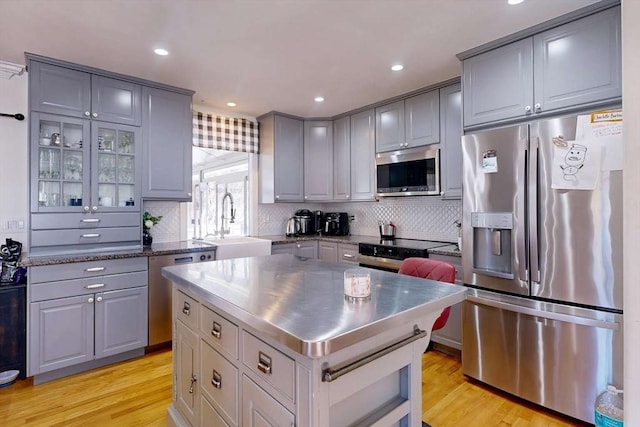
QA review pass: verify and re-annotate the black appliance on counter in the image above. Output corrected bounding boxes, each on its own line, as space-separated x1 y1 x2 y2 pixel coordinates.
358 238 450 272
324 212 350 236
313 210 324 234
294 209 315 235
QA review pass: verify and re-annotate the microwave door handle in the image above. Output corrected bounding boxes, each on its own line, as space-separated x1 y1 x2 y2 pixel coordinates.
529 137 540 283
517 138 528 282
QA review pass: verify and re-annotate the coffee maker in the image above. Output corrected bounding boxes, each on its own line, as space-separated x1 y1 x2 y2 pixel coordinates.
323 212 350 236
313 210 324 234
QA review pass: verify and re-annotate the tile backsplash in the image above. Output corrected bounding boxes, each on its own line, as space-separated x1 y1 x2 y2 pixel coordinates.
142 201 182 243
257 197 462 242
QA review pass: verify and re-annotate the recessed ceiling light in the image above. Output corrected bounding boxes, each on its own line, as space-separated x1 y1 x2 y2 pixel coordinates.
226 102 237 107
154 48 169 56
314 96 325 103
391 64 404 71
507 0 524 5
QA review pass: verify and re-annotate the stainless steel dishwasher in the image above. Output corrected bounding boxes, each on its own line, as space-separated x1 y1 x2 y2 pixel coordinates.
148 250 216 348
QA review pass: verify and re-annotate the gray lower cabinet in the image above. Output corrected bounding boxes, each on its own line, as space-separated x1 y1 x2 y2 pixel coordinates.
332 116 351 201
350 109 376 201
338 243 359 265
259 114 304 203
242 375 294 427
271 241 318 258
428 253 462 351
141 87 193 201
28 58 142 126
462 6 621 128
175 319 199 426
303 121 333 201
318 241 338 263
28 258 148 378
439 83 463 200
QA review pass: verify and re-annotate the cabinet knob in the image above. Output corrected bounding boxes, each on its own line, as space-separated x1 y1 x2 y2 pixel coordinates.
524 105 532 113
346 195 350 199
84 111 91 117
83 206 90 212
440 191 445 196
534 103 542 111
275 195 280 199
92 206 98 212
296 244 301 248
304 196 308 199
92 112 98 118
88 297 94 303
96 296 103 302
187 192 192 197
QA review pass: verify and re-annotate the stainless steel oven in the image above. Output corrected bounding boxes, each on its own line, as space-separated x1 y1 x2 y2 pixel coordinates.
358 239 450 272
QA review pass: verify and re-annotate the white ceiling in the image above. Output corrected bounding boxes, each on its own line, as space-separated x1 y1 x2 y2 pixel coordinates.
2 0 599 118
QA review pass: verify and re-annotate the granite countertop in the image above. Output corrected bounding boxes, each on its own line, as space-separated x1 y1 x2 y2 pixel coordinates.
24 240 217 266
162 254 467 358
262 234 462 257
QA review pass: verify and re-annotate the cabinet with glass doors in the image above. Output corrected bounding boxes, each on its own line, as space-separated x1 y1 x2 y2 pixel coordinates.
31 113 140 213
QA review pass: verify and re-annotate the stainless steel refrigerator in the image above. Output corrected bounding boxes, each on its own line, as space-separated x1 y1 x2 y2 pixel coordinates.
461 112 623 424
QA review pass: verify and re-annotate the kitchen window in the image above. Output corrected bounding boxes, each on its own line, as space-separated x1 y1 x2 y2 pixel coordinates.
188 148 249 239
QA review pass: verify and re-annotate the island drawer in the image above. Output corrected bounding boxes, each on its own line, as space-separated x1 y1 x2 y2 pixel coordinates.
200 304 239 360
175 289 199 330
201 396 230 427
30 271 148 302
30 257 148 284
200 340 238 425
241 331 295 401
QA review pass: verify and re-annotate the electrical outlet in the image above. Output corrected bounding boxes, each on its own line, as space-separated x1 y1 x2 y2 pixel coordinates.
264 215 270 223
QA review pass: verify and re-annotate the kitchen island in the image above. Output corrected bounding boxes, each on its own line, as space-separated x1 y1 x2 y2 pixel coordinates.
162 254 466 427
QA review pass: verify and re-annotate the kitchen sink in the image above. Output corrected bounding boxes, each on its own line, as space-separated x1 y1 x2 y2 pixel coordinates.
200 236 272 260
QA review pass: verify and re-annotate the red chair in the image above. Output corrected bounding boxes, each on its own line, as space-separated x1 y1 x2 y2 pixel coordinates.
398 257 456 332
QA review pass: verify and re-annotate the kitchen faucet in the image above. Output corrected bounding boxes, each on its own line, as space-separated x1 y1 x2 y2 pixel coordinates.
220 192 236 239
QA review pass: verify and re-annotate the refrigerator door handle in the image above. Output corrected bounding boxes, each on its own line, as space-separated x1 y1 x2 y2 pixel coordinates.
517 139 528 282
529 137 541 283
466 296 620 330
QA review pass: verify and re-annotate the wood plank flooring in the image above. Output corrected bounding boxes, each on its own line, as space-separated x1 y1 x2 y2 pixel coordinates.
0 349 588 426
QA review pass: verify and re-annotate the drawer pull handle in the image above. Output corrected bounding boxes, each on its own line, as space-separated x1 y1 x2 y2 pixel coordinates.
85 267 105 272
211 321 222 339
81 218 100 223
81 233 100 238
257 351 272 375
343 253 354 258
189 374 197 394
85 283 105 289
182 302 191 316
211 370 222 389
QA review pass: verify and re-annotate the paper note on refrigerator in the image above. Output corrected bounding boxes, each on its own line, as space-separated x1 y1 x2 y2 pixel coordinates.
551 140 602 190
575 110 623 171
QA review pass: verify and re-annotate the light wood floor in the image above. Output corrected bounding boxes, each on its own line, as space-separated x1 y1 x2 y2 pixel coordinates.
0 349 588 426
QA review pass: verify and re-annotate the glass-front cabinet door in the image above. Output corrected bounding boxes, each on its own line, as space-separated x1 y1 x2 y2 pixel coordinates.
31 113 90 212
91 122 140 212
31 113 139 213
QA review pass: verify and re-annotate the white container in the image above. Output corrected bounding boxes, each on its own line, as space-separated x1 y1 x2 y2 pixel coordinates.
595 385 623 427
344 269 371 301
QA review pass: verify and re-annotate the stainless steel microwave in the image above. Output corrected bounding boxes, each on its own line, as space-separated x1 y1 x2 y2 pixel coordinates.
375 146 440 197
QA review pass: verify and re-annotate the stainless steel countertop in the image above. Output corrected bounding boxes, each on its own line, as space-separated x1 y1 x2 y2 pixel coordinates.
162 254 466 358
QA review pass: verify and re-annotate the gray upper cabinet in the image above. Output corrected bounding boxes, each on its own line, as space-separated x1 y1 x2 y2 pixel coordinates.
29 60 141 126
350 109 376 201
259 114 304 203
141 87 193 201
463 38 534 127
462 6 621 128
533 6 621 114
333 116 351 201
405 90 440 147
375 100 405 153
304 121 333 201
439 84 463 200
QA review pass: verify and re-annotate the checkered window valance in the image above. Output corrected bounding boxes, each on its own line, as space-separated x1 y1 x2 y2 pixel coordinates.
192 111 259 154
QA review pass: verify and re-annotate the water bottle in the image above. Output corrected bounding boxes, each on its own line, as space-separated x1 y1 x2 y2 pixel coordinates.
595 385 624 427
